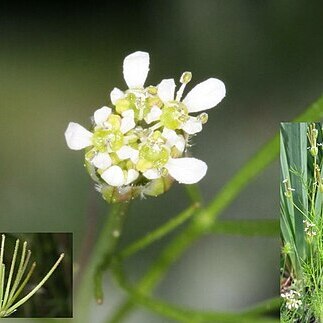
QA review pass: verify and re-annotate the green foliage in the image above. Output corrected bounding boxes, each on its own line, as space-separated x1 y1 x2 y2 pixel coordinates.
280 122 323 322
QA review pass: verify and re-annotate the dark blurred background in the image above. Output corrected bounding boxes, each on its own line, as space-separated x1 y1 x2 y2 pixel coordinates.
0 0 322 322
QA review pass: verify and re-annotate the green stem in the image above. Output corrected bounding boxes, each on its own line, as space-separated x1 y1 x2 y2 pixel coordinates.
185 184 204 205
118 203 199 259
75 202 130 323
94 203 130 304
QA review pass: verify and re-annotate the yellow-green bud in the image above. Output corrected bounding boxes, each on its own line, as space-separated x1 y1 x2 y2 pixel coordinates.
146 96 163 108
115 98 131 114
310 146 318 157
108 114 121 130
147 86 158 95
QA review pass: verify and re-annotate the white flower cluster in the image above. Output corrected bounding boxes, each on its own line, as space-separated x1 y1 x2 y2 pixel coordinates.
303 219 317 238
281 289 302 311
65 51 225 202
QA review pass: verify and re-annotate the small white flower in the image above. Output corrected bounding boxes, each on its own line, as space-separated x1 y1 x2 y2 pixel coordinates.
281 289 302 311
65 51 225 202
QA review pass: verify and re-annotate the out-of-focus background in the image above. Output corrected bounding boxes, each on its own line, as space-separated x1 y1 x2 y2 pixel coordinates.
0 1 322 322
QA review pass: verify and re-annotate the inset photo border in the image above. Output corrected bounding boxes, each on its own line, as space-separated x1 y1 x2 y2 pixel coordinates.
280 123 323 322
0 232 72 318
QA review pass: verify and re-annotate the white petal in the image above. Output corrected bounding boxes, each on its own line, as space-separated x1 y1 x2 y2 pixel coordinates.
144 106 162 124
122 109 135 118
162 128 185 153
94 106 112 126
157 79 176 103
92 152 112 169
165 157 207 184
125 169 139 185
101 165 125 187
123 51 150 88
162 128 178 144
181 117 202 134
174 135 186 153
183 78 226 112
116 146 139 163
110 87 124 105
143 168 161 180
120 110 136 134
64 122 93 150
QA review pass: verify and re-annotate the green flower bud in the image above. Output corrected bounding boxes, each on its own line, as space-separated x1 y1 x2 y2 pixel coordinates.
310 146 318 157
115 98 131 114
146 96 163 108
147 86 158 95
101 184 141 203
143 176 174 197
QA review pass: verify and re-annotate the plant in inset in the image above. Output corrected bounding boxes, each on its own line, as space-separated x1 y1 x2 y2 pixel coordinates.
280 122 323 322
64 51 226 203
0 234 64 318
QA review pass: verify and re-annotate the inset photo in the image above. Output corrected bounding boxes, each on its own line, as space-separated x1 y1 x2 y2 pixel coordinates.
280 123 323 322
0 232 72 318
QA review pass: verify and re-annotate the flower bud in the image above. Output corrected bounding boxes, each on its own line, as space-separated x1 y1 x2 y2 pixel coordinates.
310 146 318 157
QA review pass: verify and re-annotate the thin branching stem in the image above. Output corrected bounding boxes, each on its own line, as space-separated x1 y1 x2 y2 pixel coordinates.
118 203 200 259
